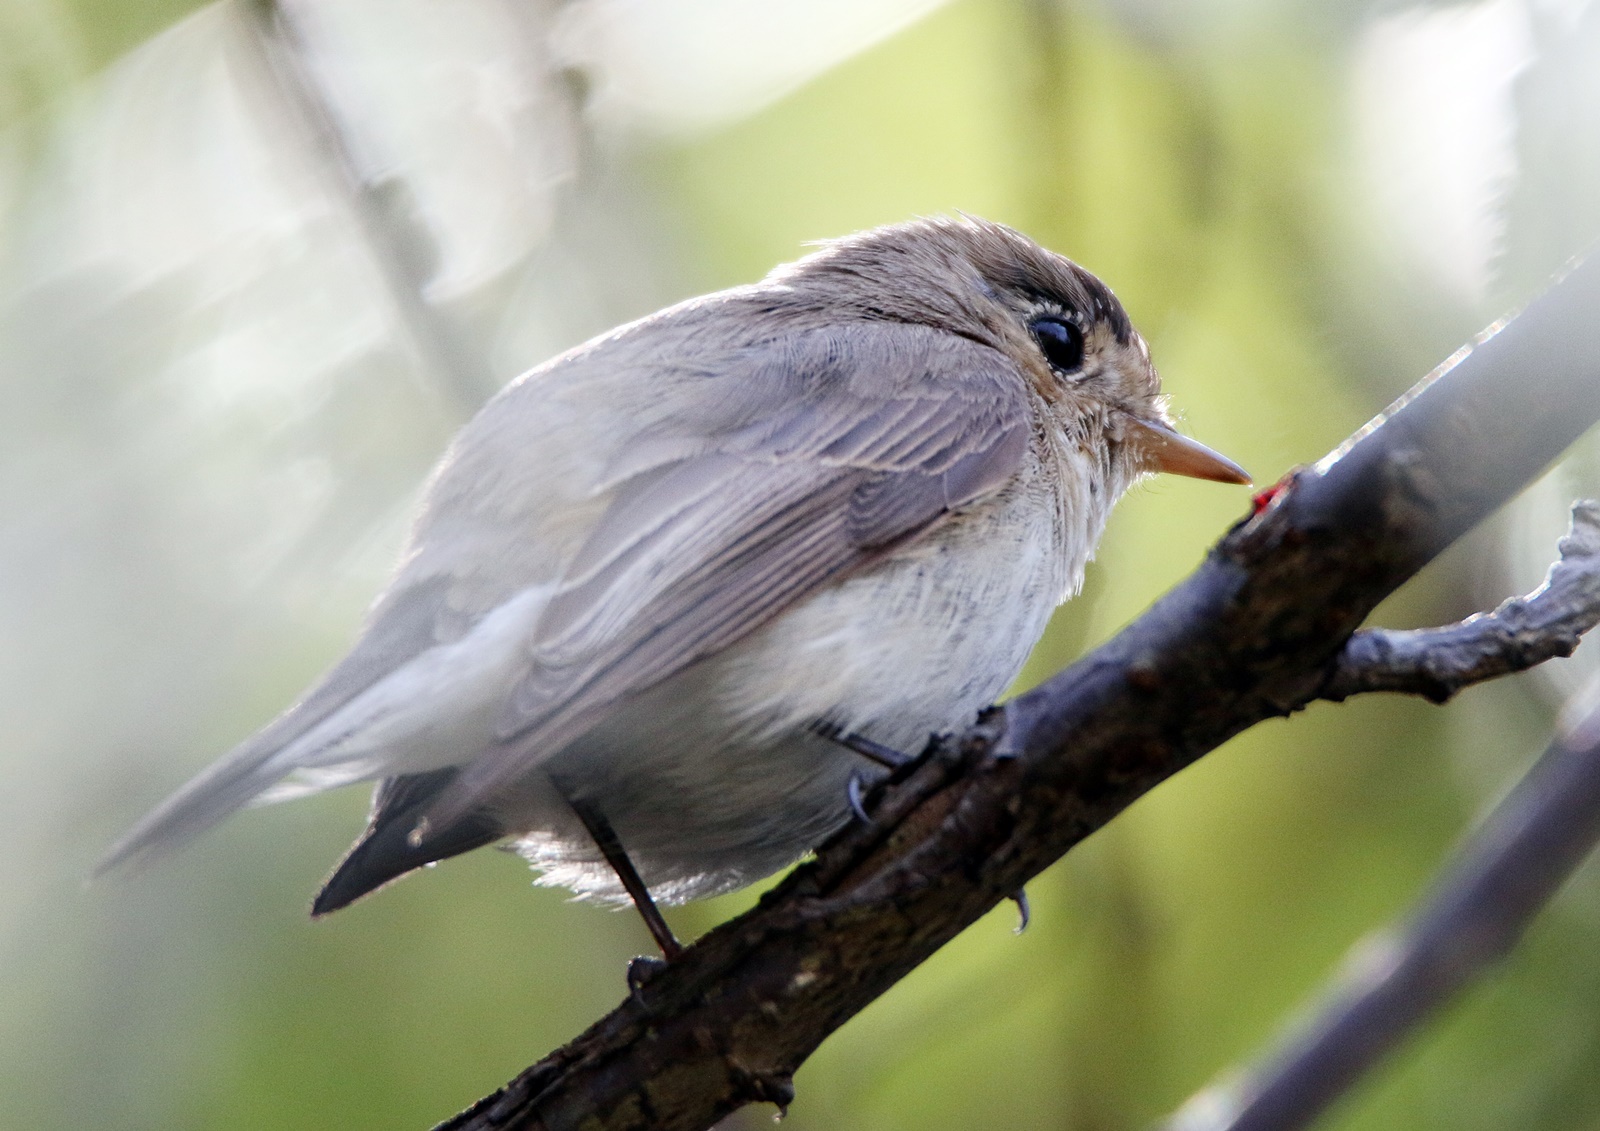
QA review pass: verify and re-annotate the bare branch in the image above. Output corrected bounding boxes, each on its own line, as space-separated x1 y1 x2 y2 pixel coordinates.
1320 500 1600 703
1165 689 1600 1131
436 253 1600 1131
238 0 493 414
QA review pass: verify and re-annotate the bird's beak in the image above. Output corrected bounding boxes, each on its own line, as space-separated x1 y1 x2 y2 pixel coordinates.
1124 416 1251 485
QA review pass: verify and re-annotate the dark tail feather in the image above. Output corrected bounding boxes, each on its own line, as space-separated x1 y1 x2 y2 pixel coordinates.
311 768 503 917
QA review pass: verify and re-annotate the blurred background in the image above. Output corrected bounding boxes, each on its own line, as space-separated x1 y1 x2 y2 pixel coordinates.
4 0 1600 1127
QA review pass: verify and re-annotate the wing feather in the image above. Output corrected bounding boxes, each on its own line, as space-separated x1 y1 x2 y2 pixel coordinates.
423 325 1032 831
95 573 460 874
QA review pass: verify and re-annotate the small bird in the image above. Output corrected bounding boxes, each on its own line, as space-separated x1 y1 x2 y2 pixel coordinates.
98 216 1248 956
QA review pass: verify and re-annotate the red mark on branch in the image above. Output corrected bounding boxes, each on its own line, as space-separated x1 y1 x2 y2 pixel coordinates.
1252 476 1293 516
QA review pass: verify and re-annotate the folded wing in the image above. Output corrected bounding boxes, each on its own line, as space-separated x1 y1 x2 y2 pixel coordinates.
99 317 1030 884
422 323 1031 832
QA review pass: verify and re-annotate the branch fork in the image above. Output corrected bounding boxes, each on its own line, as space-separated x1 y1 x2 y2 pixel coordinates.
1321 500 1600 703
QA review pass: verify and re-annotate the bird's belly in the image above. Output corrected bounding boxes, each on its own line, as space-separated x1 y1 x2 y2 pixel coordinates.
515 495 1071 905
716 505 1067 749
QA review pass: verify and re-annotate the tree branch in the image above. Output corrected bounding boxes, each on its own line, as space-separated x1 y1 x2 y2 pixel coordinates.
1166 679 1600 1131
239 0 494 414
436 254 1600 1131
1320 500 1600 703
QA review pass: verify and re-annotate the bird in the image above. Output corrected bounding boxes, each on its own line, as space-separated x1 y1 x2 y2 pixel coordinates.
97 215 1249 957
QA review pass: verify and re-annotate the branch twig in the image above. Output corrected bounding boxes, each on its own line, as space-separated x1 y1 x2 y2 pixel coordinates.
1321 500 1600 703
437 252 1600 1131
239 0 492 414
1168 661 1600 1131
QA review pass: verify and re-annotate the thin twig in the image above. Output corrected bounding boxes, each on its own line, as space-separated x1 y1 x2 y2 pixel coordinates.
1321 500 1600 703
238 0 492 415
1166 684 1600 1131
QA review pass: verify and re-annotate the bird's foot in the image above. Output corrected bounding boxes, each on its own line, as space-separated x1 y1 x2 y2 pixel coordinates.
627 955 669 1005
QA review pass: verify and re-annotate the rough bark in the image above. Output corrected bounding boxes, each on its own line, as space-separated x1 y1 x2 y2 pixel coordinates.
438 254 1600 1131
1320 499 1600 702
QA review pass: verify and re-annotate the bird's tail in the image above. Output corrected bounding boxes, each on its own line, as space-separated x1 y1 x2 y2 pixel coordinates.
311 768 503 916
93 714 308 878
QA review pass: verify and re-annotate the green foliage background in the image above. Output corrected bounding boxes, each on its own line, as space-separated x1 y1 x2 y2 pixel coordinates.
4 1 1600 1129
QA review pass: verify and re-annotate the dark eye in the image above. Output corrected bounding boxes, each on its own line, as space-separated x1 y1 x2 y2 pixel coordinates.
1029 316 1085 375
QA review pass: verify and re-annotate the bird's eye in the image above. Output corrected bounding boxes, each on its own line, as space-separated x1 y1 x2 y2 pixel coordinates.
1029 316 1085 376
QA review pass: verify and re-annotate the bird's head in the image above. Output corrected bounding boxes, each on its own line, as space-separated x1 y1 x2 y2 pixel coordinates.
791 215 1250 489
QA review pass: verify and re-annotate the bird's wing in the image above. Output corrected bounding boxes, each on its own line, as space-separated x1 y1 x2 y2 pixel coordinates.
422 322 1031 830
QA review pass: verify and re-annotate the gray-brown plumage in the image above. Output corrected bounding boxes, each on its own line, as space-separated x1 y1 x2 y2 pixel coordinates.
99 216 1246 933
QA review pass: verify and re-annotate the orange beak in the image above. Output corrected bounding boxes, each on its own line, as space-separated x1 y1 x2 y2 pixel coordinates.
1125 416 1251 485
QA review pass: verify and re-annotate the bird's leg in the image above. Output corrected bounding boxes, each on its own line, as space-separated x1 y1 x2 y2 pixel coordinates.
563 794 683 961
814 722 914 769
818 724 1030 924
815 723 915 824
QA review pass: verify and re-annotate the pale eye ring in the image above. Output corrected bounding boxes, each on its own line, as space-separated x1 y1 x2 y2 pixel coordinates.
1028 315 1085 376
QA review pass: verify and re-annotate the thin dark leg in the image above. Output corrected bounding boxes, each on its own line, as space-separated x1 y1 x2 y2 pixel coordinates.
564 795 683 961
814 723 913 769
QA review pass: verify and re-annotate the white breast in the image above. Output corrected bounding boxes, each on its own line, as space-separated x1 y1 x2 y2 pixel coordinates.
707 440 1107 749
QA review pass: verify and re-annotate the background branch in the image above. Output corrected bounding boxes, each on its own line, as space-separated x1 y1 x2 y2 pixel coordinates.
1166 672 1600 1131
438 254 1600 1131
242 0 494 414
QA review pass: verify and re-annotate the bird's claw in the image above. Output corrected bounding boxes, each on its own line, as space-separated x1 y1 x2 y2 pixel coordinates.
847 772 872 823
1010 888 1030 934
